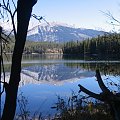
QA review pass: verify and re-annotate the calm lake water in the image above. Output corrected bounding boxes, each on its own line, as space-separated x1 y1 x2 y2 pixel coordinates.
1 54 120 116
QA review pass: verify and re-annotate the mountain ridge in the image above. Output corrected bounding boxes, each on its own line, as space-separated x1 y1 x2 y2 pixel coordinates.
27 23 106 43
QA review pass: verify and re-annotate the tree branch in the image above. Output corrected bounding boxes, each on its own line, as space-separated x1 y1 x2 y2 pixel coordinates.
12 0 17 10
96 70 110 93
78 84 103 101
101 10 120 26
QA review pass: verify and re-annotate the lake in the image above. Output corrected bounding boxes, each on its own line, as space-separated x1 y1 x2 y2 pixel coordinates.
1 54 120 117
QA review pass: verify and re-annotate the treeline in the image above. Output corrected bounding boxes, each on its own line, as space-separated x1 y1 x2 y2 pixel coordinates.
63 33 120 57
4 33 120 56
24 41 63 54
5 40 63 54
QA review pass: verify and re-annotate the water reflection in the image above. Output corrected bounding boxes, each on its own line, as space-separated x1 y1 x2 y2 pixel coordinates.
2 63 95 87
2 54 120 116
3 54 120 76
2 54 120 88
65 62 120 76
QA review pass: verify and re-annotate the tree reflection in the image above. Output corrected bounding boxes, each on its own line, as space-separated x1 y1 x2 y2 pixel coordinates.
65 62 120 76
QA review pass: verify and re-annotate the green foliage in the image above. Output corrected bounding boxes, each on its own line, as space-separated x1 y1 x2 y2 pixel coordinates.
5 40 63 54
63 33 120 58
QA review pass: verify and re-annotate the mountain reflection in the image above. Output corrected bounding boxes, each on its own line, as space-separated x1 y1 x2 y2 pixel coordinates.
2 54 120 87
2 63 95 86
19 64 95 86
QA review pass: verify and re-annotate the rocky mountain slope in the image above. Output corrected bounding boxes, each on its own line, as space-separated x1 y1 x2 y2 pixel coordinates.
27 23 105 43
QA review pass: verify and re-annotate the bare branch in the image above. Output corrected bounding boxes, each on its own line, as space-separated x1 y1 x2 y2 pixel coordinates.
32 14 43 22
2 0 11 13
4 29 14 40
11 15 17 38
1 1 17 38
96 70 110 93
1 36 9 43
78 84 103 100
106 21 120 26
13 8 17 17
101 10 120 26
12 0 17 10
7 0 10 8
32 14 50 25
0 8 4 19
3 0 6 8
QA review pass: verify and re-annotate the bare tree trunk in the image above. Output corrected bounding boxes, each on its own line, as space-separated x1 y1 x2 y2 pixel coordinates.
1 0 37 120
79 70 120 120
0 26 2 119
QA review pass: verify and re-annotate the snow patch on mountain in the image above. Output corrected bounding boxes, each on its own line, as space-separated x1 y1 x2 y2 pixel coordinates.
26 22 105 43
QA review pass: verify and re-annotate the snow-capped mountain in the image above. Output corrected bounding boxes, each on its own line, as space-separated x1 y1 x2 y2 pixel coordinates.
27 23 105 43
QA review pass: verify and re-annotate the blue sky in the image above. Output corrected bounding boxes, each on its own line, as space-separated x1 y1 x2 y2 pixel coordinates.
0 0 120 32
31 0 120 32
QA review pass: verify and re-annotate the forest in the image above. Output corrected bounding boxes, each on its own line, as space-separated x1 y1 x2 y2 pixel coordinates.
5 39 63 54
63 33 120 59
5 33 120 58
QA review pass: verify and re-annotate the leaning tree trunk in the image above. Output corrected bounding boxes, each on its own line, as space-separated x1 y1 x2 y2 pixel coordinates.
1 0 37 120
79 70 120 120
